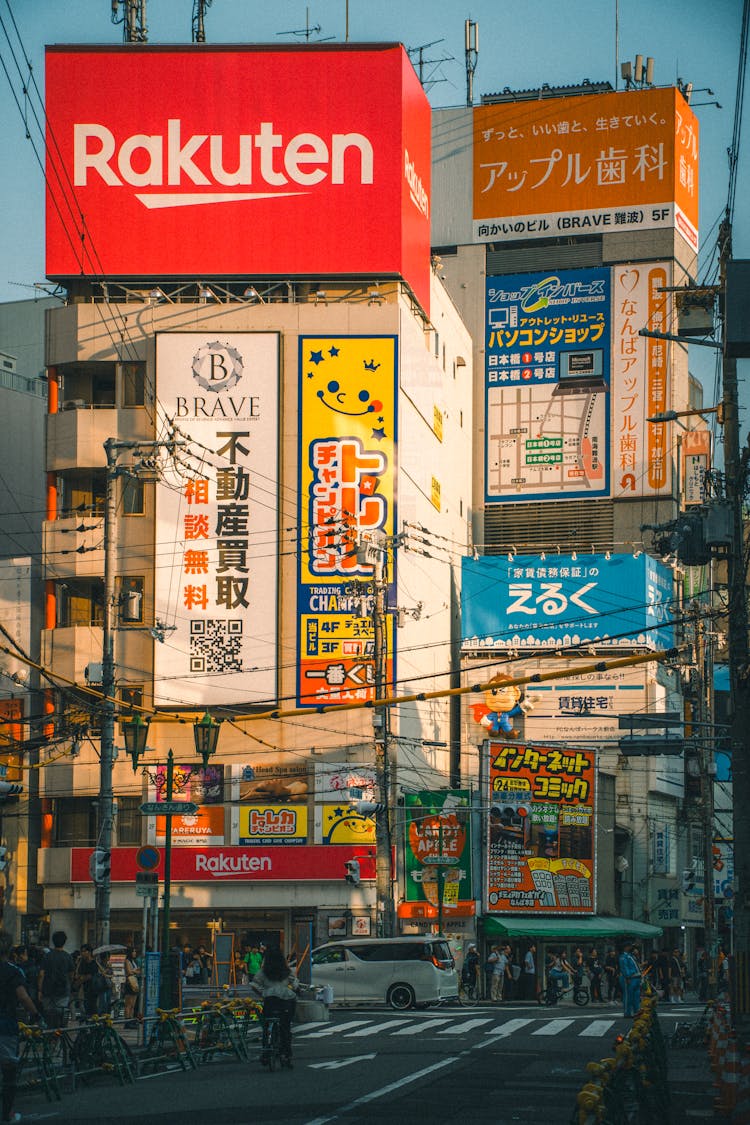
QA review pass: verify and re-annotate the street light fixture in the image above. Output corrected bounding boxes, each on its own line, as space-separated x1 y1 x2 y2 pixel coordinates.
193 711 221 772
123 713 150 772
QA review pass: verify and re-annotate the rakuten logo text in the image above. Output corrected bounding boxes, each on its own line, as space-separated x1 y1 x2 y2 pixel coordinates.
74 120 374 209
194 852 272 877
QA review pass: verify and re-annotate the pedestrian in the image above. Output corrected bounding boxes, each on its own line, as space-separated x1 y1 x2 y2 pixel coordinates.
123 946 140 1025
656 948 671 1001
547 949 570 996
244 945 263 981
461 944 480 994
250 946 299 1066
491 944 511 1002
74 946 101 1018
522 943 538 1002
0 929 42 1124
717 946 729 996
38 930 74 1029
618 942 641 1017
669 948 684 1003
95 953 114 1015
696 949 709 1003
587 947 603 1002
571 947 586 990
197 944 212 984
604 948 618 1001
483 947 497 1000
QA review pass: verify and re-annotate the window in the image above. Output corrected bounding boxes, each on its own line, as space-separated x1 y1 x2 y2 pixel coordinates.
120 362 146 407
122 476 145 516
57 579 104 627
117 796 142 846
59 361 116 407
58 470 106 517
53 797 97 847
312 947 347 965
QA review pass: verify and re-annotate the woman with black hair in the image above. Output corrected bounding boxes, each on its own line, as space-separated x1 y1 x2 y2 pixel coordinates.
250 947 299 1066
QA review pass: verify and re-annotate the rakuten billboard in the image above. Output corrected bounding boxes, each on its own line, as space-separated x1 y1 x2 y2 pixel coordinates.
45 45 431 314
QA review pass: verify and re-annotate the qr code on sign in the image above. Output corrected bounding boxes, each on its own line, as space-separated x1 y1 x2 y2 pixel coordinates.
190 619 243 673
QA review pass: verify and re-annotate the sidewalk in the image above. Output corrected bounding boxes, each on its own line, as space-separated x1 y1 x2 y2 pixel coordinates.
667 1040 717 1122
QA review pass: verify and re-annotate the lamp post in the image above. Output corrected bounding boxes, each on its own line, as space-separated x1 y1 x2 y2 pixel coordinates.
123 710 221 1008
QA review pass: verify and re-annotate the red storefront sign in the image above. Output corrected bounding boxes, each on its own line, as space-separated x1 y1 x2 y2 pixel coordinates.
45 45 431 315
70 845 376 883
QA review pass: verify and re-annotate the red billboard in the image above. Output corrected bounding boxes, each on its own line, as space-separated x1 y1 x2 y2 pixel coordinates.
45 45 431 314
70 845 376 883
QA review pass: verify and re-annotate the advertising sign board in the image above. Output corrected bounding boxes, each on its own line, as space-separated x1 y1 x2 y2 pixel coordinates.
71 845 376 883
611 262 673 497
484 268 610 502
297 336 397 706
314 763 377 845
154 333 279 706
404 791 473 910
45 46 431 315
486 742 596 914
461 552 674 651
473 88 698 251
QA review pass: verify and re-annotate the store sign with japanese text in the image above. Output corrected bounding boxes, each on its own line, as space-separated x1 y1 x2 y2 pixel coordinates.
461 552 674 650
45 46 431 315
297 337 397 706
612 262 674 497
486 742 596 914
154 333 279 706
239 805 308 845
485 268 610 503
522 662 648 745
148 763 225 846
473 88 698 251
682 428 711 507
314 763 377 846
404 791 473 910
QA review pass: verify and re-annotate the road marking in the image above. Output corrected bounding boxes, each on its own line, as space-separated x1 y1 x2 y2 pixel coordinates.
294 1021 328 1033
304 1056 461 1125
345 1019 409 1037
532 1018 574 1036
309 1052 376 1070
298 1020 371 1038
392 1017 453 1035
437 1018 493 1035
579 1020 615 1037
485 1018 533 1038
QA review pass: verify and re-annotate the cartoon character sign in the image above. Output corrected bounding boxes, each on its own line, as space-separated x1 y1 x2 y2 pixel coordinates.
470 675 533 738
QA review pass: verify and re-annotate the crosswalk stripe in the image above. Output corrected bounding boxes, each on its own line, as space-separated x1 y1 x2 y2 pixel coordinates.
392 1018 453 1036
579 1020 615 1037
437 1018 493 1035
485 1018 532 1038
293 1022 328 1033
345 1020 410 1037
532 1018 574 1036
298 1020 371 1038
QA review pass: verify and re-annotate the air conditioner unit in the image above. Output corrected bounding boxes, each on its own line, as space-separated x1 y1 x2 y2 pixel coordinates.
62 400 86 411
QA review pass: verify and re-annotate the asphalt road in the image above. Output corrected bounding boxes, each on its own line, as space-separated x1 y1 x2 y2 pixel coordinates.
17 1001 713 1125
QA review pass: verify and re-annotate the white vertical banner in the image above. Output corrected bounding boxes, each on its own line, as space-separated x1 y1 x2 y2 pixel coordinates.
612 262 673 498
154 332 279 706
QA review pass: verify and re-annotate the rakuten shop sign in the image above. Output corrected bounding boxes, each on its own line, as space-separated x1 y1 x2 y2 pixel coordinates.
45 46 432 314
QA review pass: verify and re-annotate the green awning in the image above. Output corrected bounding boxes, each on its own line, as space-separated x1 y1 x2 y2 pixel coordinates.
481 915 663 941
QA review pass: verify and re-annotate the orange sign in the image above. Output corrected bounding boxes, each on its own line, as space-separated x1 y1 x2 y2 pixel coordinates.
473 88 698 250
155 805 225 846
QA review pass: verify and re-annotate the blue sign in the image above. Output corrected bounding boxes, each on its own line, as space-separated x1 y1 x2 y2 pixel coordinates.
484 267 611 504
142 951 161 1045
461 553 674 650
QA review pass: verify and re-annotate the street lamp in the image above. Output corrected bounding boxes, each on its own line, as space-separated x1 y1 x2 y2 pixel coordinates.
193 711 221 772
123 713 150 772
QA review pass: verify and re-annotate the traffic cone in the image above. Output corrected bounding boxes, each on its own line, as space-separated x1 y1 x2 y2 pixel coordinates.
719 1032 739 1114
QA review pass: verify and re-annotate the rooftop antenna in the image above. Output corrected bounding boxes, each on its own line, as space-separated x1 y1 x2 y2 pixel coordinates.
406 39 453 92
465 19 479 107
111 0 147 42
620 53 655 90
277 7 334 42
192 0 213 43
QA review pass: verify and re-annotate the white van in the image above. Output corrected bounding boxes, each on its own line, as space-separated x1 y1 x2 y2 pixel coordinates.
311 936 458 1010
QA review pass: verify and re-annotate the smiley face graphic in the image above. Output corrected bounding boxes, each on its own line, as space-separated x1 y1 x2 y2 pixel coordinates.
307 345 384 420
317 378 383 417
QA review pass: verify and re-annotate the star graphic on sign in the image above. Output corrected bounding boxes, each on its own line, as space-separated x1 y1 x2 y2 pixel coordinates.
306 371 315 379
328 345 340 357
377 416 384 423
372 426 387 440
309 350 325 365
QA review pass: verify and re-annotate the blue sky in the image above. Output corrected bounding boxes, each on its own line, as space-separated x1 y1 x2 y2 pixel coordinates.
0 0 745 405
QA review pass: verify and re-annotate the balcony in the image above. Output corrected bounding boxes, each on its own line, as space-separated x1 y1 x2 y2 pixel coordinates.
47 406 118 471
41 625 103 686
43 516 104 579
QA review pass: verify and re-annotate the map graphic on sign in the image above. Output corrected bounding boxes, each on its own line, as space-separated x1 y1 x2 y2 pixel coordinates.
485 268 611 503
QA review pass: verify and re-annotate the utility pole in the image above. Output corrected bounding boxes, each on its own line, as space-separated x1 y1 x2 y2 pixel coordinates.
370 534 396 938
690 599 718 988
721 217 750 1011
94 436 183 948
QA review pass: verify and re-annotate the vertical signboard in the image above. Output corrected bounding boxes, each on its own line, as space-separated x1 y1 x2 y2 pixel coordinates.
612 263 673 497
297 336 397 706
486 742 596 914
404 791 473 910
485 268 611 502
154 333 279 706
473 87 699 252
682 429 711 506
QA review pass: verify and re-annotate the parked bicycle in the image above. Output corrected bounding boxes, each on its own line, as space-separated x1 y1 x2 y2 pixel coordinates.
457 977 480 1006
543 977 590 1007
669 1002 712 1048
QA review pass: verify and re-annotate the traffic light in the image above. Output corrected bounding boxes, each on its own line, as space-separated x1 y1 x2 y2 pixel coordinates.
681 867 696 893
344 859 361 886
0 848 9 873
0 782 22 800
90 847 111 885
